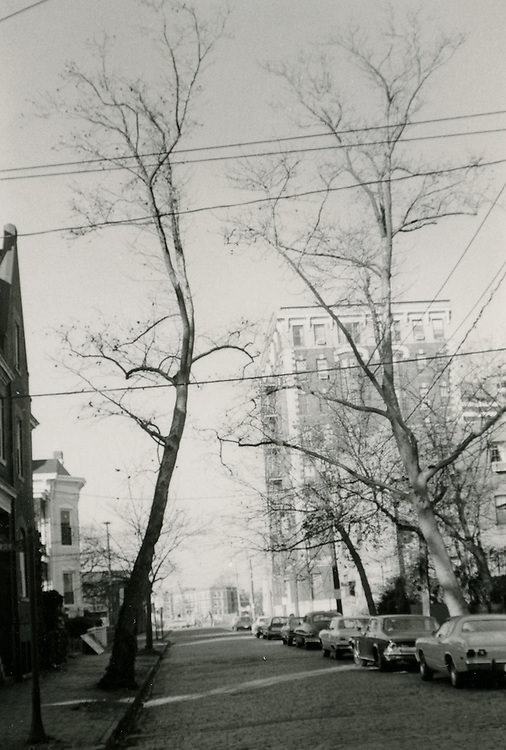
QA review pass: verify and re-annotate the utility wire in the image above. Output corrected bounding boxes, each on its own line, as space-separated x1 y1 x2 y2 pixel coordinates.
3 108 506 175
10 345 506 401
0 0 50 23
2 127 506 182
16 157 506 238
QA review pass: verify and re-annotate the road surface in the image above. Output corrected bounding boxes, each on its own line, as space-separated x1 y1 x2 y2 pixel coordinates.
123 627 505 749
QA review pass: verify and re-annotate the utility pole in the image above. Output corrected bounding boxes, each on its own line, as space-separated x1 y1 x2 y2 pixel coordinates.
27 523 48 744
103 522 113 626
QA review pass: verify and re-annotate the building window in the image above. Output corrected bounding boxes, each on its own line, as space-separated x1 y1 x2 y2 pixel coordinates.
495 495 506 525
416 350 425 372
19 530 28 599
411 318 425 341
0 396 5 461
15 418 23 477
292 325 304 347
295 357 307 373
345 321 361 343
63 572 75 605
60 510 72 546
440 382 449 400
431 318 445 340
316 358 329 380
14 322 21 370
490 444 502 463
392 319 401 342
312 323 326 346
348 581 356 597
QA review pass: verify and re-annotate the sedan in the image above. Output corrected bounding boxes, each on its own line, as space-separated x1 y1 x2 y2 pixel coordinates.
281 615 303 646
320 616 370 659
353 614 438 670
260 616 288 640
415 614 506 688
252 616 269 638
294 611 339 649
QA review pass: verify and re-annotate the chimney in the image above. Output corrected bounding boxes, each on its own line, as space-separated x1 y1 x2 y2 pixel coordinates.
1 224 17 265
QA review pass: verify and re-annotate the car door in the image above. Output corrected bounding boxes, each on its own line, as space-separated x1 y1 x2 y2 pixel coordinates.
424 620 453 671
359 618 376 661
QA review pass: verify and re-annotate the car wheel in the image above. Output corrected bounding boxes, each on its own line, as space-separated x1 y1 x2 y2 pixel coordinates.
295 636 304 648
449 660 464 688
374 648 389 671
287 636 293 647
419 653 434 681
255 631 261 639
322 646 330 658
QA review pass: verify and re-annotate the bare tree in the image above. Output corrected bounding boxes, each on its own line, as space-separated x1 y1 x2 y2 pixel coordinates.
228 14 505 615
46 2 254 689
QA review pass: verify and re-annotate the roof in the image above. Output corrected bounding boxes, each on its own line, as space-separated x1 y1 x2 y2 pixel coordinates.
32 458 70 476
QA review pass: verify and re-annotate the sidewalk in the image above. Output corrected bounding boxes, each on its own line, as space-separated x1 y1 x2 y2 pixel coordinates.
0 639 168 750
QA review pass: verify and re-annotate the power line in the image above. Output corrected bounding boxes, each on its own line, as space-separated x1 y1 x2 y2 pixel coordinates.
3 108 506 175
11 345 506 401
0 0 50 23
16 157 506 239
2 126 506 183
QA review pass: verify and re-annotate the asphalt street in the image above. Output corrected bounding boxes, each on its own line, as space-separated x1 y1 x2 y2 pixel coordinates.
123 627 505 750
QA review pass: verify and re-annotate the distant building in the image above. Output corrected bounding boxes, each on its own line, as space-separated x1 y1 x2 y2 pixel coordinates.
32 452 86 618
165 585 240 623
259 300 453 617
0 225 37 678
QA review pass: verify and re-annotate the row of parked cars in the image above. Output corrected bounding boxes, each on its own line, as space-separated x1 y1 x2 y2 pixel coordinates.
249 610 506 688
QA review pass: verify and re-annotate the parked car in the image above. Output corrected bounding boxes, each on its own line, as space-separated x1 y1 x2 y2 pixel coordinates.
415 614 506 688
232 615 252 631
320 616 370 659
281 615 303 646
353 614 438 670
294 611 340 649
260 616 288 640
252 616 270 638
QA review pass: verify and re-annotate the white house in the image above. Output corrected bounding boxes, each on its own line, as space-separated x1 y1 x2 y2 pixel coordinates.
33 451 85 617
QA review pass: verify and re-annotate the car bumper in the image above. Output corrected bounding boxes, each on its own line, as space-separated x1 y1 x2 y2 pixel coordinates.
384 646 417 663
464 659 506 673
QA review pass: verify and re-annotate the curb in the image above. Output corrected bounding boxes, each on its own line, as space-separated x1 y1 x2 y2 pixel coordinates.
104 640 171 749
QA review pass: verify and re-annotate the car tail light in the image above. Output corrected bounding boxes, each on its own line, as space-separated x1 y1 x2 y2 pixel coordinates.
477 649 487 657
466 649 476 658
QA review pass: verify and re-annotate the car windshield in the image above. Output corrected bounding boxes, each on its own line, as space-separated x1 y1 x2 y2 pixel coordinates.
383 617 434 632
314 613 336 622
461 619 506 633
339 618 362 629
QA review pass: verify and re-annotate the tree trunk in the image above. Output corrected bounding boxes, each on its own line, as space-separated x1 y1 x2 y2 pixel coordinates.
468 541 494 611
337 524 377 615
415 500 468 616
98 423 185 689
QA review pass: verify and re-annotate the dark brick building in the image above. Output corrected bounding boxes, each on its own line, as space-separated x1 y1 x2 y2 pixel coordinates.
0 224 37 678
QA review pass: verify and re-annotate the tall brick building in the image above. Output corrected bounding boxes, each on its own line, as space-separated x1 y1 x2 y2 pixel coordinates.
0 225 37 678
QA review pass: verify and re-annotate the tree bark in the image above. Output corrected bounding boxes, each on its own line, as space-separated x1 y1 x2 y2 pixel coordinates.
336 524 377 615
98 398 187 688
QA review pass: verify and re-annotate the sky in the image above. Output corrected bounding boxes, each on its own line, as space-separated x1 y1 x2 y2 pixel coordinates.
1 0 505 592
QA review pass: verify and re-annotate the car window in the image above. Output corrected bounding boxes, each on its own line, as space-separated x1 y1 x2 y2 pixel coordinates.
461 618 506 633
339 618 361 629
383 617 435 632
